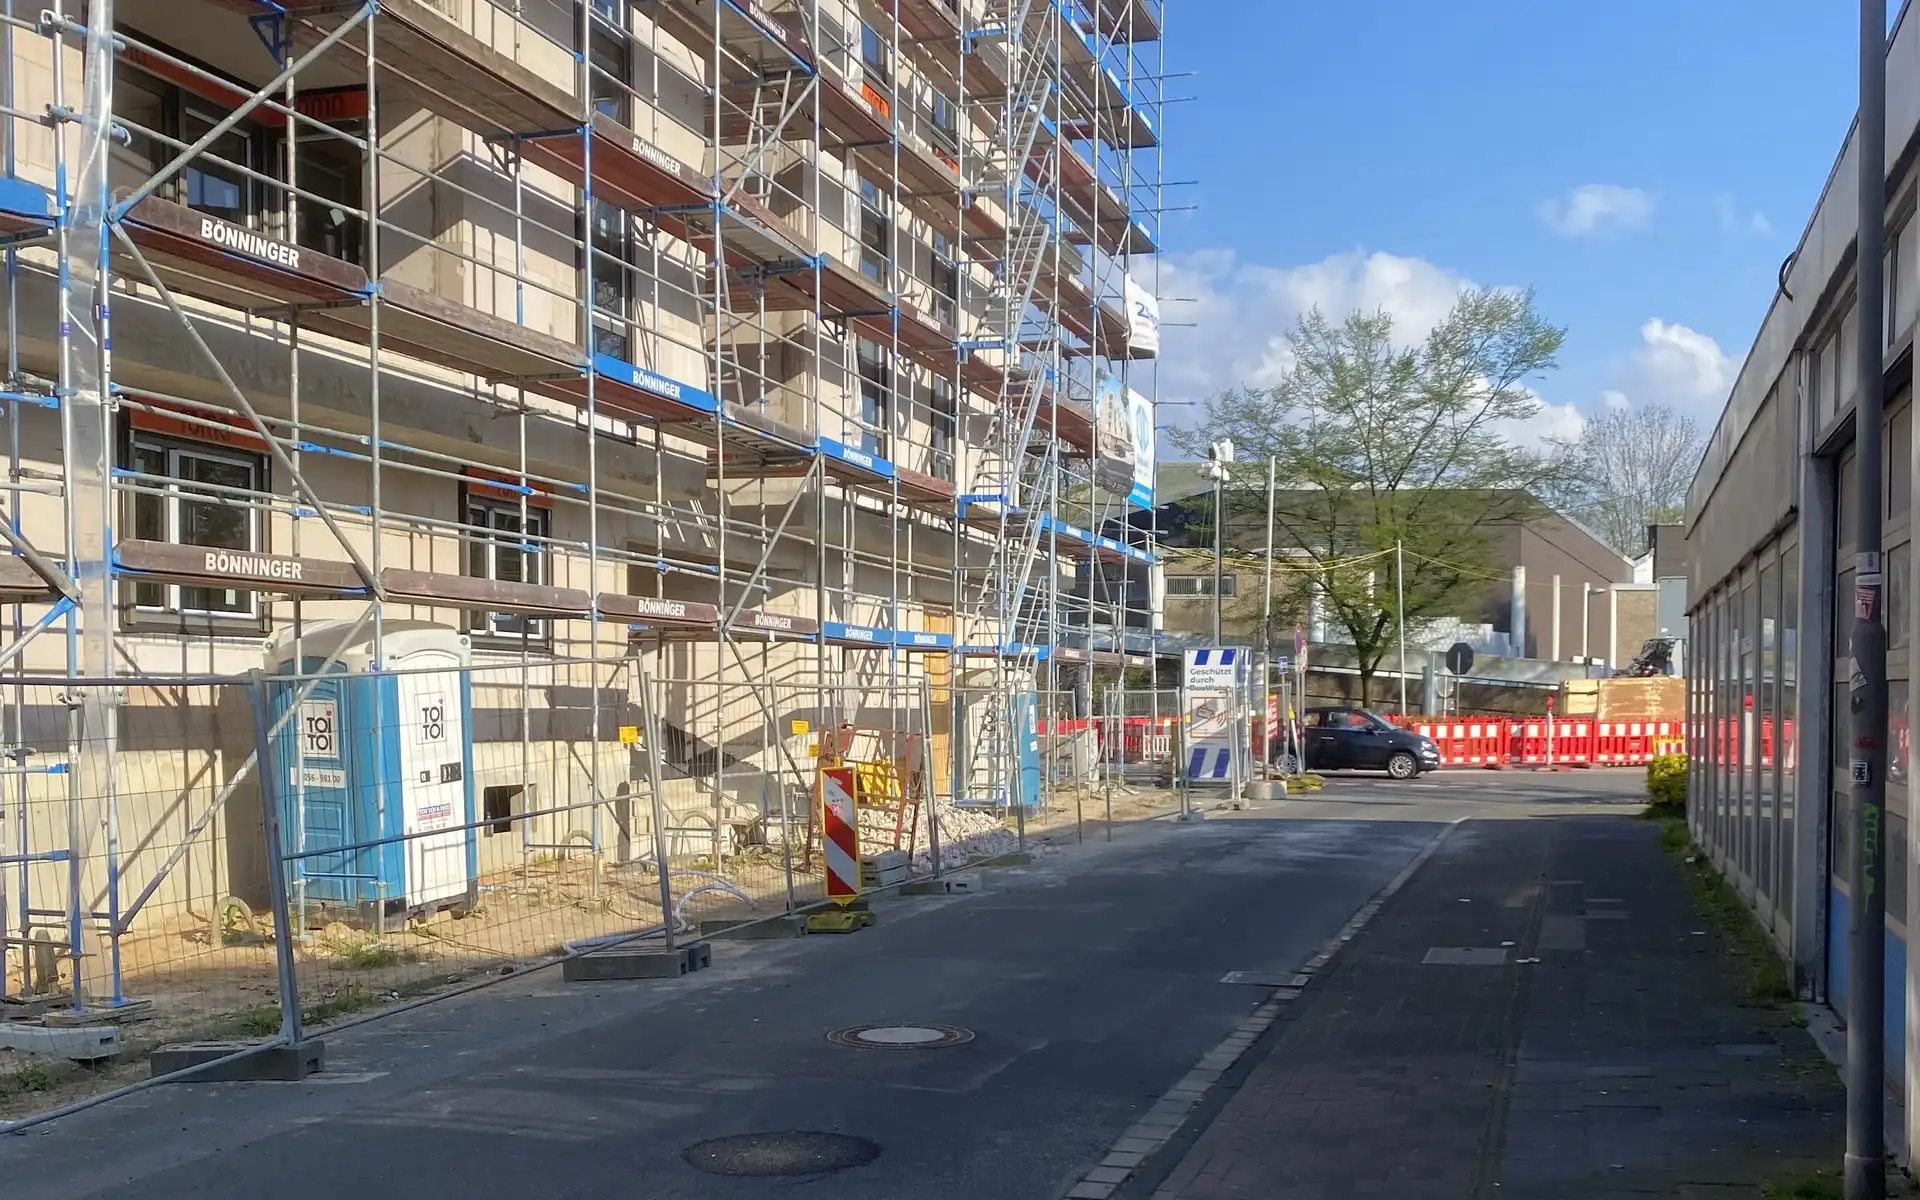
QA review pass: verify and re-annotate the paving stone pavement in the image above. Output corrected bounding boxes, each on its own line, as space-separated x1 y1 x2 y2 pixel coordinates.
1142 812 1843 1200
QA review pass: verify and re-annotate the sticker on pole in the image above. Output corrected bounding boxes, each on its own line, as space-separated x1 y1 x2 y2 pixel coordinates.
1852 759 1873 785
820 767 860 904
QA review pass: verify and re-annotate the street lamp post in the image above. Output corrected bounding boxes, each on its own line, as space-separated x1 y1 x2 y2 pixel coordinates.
1205 439 1234 646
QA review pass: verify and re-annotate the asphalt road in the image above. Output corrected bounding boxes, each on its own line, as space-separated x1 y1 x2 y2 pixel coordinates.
1 771 1643 1199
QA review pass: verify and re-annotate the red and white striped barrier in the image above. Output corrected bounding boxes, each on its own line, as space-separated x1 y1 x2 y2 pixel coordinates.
820 767 861 904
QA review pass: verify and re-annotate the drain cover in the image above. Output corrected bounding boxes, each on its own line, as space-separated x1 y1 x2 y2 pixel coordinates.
682 1131 880 1177
827 1022 974 1049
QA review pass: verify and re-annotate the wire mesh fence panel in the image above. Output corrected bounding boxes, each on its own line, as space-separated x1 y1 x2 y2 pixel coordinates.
0 677 293 1107
644 673 816 934
256 656 680 1027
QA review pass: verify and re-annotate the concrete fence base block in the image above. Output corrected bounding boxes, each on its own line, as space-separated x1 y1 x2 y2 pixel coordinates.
901 872 983 896
701 916 806 940
151 1039 325 1082
0 1021 121 1061
1244 781 1290 802
562 941 709 982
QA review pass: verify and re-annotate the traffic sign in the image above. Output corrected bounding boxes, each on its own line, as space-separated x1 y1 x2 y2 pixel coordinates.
1445 642 1475 676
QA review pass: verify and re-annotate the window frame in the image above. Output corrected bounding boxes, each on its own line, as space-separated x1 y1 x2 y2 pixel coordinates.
123 432 270 630
463 489 555 645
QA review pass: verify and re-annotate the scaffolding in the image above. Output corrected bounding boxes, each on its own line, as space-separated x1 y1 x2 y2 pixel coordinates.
0 0 1168 1012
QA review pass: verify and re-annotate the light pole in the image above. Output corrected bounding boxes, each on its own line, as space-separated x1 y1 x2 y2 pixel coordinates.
1846 3 1890 1198
1395 540 1408 715
1205 439 1234 645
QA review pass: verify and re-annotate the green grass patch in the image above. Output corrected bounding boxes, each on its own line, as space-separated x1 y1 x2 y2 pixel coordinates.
1761 1169 1842 1199
0 1062 53 1095
1654 816 1794 1010
319 931 421 970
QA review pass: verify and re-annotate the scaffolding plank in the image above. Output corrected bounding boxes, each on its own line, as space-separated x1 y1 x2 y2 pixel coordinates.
729 608 820 639
118 195 366 309
0 555 56 601
115 540 367 597
380 568 591 616
522 113 716 218
653 0 817 75
238 0 580 137
0 175 53 236
596 592 721 630
308 278 585 383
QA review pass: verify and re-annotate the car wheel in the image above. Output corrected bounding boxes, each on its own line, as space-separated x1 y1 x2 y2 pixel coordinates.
1276 751 1303 775
1386 751 1419 780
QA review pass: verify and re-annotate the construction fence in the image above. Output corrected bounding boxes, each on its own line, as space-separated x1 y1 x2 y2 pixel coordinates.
0 659 1035 1105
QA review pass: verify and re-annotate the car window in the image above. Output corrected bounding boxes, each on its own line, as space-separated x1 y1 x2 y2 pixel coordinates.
1345 711 1372 729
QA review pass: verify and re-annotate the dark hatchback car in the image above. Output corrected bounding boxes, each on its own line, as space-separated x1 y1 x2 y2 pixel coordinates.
1272 706 1440 779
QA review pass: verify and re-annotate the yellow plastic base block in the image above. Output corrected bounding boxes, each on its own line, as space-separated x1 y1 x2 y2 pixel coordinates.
806 908 876 934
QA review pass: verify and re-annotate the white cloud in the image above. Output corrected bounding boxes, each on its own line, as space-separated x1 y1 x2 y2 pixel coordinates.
1714 191 1773 236
1157 247 1583 449
1157 248 1471 406
1602 318 1734 418
1537 184 1656 237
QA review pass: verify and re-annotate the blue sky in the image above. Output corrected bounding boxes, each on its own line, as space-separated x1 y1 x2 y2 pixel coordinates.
1151 0 1864 441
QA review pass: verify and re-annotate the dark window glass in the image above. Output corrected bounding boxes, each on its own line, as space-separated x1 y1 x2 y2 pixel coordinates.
466 497 552 642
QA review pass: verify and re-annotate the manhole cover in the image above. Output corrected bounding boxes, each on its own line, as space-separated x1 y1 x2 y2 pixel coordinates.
827 1022 974 1049
682 1131 880 1177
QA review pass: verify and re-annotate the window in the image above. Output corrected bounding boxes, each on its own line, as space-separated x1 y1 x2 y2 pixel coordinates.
931 232 957 326
182 101 255 225
1165 575 1236 598
855 338 889 457
466 495 552 641
128 436 265 620
930 92 958 153
860 21 888 76
858 176 890 287
1899 216 1919 343
930 375 956 481
587 4 632 124
483 784 524 836
1891 401 1913 519
584 199 635 360
293 135 364 264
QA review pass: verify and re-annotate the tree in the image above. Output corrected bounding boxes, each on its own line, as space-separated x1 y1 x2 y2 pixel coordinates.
1546 404 1705 556
1171 289 1568 706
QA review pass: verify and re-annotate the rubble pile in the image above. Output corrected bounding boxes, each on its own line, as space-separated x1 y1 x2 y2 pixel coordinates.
857 801 1029 872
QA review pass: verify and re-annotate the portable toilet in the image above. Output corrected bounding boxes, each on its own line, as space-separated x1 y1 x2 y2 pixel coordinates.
263 621 477 927
1011 681 1042 811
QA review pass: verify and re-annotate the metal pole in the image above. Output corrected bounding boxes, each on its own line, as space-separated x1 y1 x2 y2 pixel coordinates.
1396 540 1408 715
246 672 304 1047
1211 466 1223 645
1261 457 1276 763
1582 585 1593 662
1847 3 1890 1196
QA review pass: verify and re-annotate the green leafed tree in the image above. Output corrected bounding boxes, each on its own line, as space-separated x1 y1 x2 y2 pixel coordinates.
1171 288 1570 706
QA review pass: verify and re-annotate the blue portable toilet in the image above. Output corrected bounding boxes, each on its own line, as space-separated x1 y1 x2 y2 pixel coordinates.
1011 680 1042 811
264 621 477 927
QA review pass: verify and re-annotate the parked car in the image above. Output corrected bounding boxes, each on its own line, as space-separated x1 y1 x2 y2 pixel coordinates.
1271 706 1440 780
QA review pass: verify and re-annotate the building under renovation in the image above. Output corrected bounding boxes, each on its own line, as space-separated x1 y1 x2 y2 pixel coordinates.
0 0 1168 1020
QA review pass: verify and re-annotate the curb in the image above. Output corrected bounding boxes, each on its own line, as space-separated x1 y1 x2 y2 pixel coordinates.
1063 818 1467 1200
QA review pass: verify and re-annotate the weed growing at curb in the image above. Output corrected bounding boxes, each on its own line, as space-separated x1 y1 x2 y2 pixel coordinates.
1761 1169 1842 1199
1650 813 1793 1010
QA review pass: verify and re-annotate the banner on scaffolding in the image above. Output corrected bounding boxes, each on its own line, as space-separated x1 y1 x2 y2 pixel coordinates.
1125 275 1160 359
1181 647 1248 782
1127 388 1155 509
1093 375 1134 494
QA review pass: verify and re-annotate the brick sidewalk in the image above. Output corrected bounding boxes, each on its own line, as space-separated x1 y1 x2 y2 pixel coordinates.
1143 814 1842 1200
